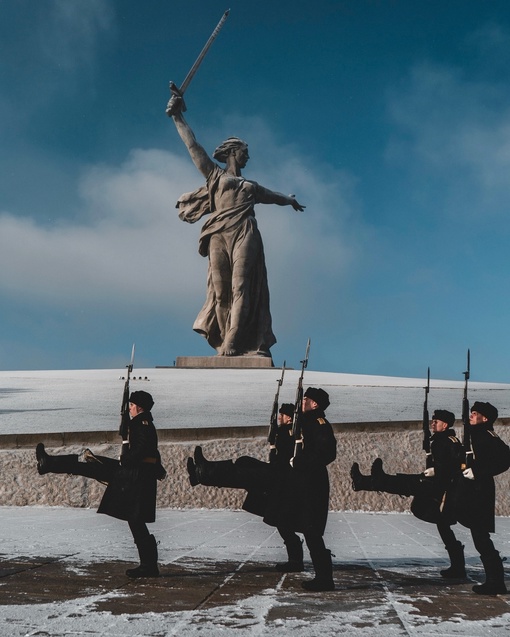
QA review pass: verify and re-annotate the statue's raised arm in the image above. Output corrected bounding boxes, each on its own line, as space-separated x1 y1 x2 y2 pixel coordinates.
167 93 214 179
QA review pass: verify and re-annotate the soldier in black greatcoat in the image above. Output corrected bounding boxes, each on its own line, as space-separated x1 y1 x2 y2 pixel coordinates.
266 387 337 591
187 388 337 591
187 403 303 569
350 409 465 578
452 401 508 595
35 390 164 578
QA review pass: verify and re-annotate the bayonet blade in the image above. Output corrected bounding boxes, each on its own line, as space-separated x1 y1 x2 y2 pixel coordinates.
465 349 470 382
128 343 135 374
302 338 311 370
278 360 286 387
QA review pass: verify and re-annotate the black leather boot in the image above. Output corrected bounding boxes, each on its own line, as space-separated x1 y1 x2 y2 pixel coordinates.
370 458 387 491
440 541 466 579
275 534 304 572
187 457 199 486
126 535 159 578
370 458 415 495
194 446 243 488
350 463 373 491
302 549 335 591
36 443 79 475
473 551 507 595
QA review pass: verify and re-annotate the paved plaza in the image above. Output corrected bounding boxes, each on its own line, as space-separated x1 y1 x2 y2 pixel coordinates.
0 507 509 635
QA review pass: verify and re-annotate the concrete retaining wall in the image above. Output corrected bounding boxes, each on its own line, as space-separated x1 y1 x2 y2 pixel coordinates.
2 420 509 516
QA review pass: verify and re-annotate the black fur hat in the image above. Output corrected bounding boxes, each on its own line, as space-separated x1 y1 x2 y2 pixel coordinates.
432 409 455 428
279 403 295 418
304 387 330 411
471 401 498 425
129 390 154 412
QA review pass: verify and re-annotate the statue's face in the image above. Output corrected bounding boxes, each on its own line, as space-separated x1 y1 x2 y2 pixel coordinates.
234 145 249 168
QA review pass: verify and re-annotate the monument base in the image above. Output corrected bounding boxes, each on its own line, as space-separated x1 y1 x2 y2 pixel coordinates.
174 355 274 369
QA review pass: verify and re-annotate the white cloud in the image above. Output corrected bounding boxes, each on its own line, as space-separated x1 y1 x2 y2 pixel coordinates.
466 22 510 59
0 123 366 327
40 0 114 70
0 149 203 315
386 61 510 217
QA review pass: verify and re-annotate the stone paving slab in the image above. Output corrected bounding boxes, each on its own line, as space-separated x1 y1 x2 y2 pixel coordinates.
0 508 510 635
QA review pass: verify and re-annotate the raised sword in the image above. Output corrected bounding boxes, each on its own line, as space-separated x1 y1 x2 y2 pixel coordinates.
166 9 230 115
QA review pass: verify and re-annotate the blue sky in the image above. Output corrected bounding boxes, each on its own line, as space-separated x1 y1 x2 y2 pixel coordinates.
2 0 510 382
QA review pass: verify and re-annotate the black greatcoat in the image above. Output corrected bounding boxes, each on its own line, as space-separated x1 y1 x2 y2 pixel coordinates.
453 423 508 533
429 429 463 493
240 422 294 516
97 412 159 523
411 427 463 524
264 408 337 535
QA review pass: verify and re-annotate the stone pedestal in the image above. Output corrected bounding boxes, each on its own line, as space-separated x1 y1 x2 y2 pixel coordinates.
174 355 274 369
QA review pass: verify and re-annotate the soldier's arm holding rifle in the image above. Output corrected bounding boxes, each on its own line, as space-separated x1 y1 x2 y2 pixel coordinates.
461 350 473 475
291 339 310 462
119 344 135 443
118 345 136 468
268 362 286 462
422 367 433 473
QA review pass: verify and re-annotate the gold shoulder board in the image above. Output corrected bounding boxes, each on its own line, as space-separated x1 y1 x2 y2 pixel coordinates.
317 418 326 425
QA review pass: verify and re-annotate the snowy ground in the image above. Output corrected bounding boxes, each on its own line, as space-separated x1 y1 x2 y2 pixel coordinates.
2 369 510 635
0 507 510 636
1 367 510 434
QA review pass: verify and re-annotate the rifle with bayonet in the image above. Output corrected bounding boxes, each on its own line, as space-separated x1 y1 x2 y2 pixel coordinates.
291 339 311 460
422 367 432 468
461 349 472 469
166 9 230 116
268 361 286 447
119 344 135 441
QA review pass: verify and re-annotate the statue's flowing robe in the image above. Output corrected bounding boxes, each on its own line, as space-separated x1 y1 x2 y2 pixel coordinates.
177 164 276 354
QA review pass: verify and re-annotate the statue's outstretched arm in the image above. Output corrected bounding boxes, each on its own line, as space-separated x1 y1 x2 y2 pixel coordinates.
256 185 305 212
168 96 214 179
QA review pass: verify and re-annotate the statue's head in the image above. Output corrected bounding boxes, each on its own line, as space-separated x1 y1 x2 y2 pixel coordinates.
213 137 249 163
